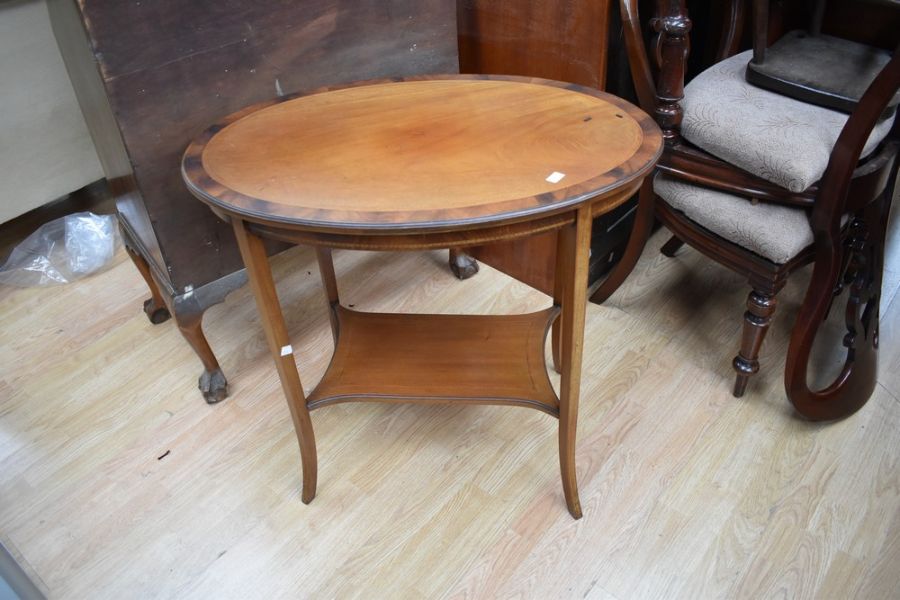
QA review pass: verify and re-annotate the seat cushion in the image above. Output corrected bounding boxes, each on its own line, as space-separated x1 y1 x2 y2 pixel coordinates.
681 50 895 193
653 173 813 264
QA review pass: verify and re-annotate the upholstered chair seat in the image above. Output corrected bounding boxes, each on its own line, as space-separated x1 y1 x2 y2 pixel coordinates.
653 173 814 264
654 49 895 265
680 50 895 193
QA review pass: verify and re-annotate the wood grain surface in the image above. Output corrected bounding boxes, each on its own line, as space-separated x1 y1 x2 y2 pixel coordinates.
306 306 560 413
1 206 899 596
457 0 612 88
183 75 662 231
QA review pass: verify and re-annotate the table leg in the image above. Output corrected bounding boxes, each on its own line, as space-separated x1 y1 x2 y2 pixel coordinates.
316 247 341 344
551 230 565 375
233 219 318 504
556 205 592 520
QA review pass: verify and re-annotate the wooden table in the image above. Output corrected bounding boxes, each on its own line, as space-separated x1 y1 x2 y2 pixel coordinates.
182 75 661 519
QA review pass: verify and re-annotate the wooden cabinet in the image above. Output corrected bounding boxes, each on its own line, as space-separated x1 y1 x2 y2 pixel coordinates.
48 0 459 401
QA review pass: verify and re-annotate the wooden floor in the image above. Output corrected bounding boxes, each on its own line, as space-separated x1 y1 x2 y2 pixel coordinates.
1 208 899 598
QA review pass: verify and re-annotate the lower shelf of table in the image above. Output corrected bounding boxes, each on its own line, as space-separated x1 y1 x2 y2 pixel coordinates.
306 306 561 416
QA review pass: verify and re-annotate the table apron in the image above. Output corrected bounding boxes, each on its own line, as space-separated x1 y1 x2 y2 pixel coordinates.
235 185 638 251
244 212 572 250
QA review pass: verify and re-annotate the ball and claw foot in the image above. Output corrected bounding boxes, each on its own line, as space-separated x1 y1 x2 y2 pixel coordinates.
142 298 171 324
449 252 479 280
199 368 228 404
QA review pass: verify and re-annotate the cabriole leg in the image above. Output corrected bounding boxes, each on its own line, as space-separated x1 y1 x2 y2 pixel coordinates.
122 229 227 403
123 242 171 325
174 310 228 403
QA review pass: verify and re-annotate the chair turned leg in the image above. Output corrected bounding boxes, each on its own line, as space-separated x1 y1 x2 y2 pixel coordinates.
123 244 171 325
174 310 228 404
733 289 777 397
660 235 685 258
448 248 479 280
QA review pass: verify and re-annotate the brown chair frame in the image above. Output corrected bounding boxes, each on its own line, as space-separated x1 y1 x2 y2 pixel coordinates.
593 0 900 420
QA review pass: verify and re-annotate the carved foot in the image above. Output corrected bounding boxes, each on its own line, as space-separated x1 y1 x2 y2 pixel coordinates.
199 368 228 404
176 310 228 403
449 249 479 280
142 298 171 324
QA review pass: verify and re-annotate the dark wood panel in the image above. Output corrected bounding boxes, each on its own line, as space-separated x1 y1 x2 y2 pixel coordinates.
457 0 612 88
84 0 459 83
472 231 558 295
47 0 165 271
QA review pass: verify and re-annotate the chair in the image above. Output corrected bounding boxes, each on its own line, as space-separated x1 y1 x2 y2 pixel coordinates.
592 0 900 420
745 0 899 113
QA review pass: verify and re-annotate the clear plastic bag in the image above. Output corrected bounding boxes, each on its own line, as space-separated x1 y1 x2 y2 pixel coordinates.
0 212 122 287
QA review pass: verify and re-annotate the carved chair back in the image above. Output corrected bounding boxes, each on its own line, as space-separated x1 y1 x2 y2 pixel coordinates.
786 51 900 419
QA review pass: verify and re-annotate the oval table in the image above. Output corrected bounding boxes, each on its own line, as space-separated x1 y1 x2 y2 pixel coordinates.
182 75 662 519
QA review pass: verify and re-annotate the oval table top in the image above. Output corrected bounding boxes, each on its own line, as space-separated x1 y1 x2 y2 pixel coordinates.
182 75 662 234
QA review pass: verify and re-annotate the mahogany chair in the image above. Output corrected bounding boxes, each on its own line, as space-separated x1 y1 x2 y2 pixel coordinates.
592 0 900 420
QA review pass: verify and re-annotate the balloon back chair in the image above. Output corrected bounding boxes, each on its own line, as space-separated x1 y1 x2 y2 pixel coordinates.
592 0 900 420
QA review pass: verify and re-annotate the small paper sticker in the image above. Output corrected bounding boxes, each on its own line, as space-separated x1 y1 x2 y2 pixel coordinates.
546 171 566 184
280 344 293 357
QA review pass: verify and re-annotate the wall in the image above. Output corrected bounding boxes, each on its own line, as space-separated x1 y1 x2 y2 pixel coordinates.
0 0 103 224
